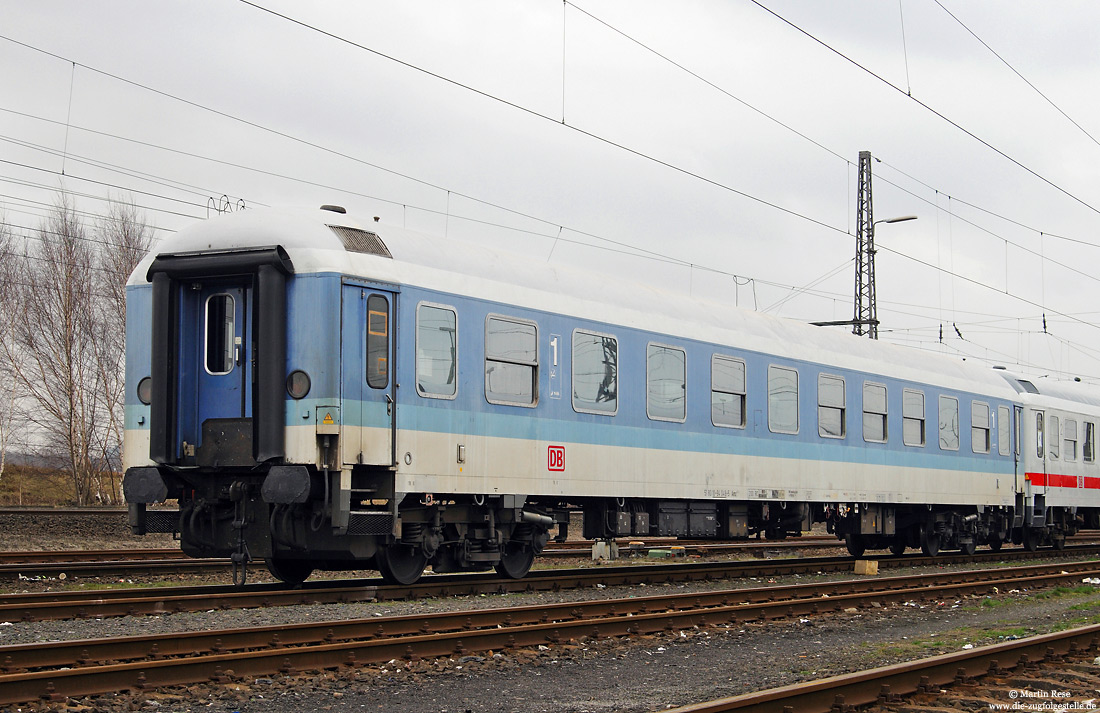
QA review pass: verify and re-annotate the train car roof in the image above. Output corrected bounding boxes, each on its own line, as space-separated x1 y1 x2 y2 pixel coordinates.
1002 372 1100 413
132 206 1023 399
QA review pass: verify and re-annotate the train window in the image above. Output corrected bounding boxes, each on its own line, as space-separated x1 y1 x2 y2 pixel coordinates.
971 402 991 454
204 293 235 375
1036 412 1045 458
938 395 959 451
862 382 888 443
647 344 686 422
997 405 1011 457
903 389 925 447
1086 423 1095 463
1049 415 1060 459
1064 419 1078 462
416 303 457 399
572 330 618 415
712 356 746 429
818 374 845 438
767 365 799 434
485 316 538 406
366 294 389 389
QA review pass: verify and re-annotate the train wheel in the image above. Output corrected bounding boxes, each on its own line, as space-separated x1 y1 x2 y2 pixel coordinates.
920 528 941 557
958 540 976 556
888 538 905 556
266 558 314 585
376 544 427 585
1022 528 1042 552
1052 536 1066 551
988 537 1003 552
495 545 535 579
845 533 865 558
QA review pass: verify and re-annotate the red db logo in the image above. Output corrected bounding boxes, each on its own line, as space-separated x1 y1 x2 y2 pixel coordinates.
547 445 565 472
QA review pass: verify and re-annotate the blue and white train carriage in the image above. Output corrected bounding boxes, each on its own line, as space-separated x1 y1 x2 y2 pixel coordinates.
122 206 1090 585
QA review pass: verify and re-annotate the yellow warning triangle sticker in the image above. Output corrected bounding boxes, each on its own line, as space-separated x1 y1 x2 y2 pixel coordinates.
322 413 334 425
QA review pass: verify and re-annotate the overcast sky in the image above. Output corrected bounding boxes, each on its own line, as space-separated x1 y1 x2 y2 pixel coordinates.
3 1 1099 383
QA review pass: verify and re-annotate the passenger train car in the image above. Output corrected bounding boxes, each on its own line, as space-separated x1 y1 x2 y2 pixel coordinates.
122 206 1098 584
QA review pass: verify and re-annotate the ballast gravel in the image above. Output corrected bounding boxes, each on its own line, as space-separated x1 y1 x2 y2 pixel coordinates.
8 589 1097 713
4 512 1100 712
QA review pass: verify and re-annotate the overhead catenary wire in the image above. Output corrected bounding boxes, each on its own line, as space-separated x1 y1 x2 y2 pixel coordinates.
749 0 1100 218
2 12 1096 376
230 3 847 236
932 0 1100 151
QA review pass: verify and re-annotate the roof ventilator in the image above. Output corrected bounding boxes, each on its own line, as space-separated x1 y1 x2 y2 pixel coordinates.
327 225 392 258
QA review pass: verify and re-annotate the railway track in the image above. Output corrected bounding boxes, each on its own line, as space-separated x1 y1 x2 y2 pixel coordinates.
2 559 1098 706
668 622 1100 712
0 507 127 516
0 536 841 578
0 548 191 565
6 531 1099 578
6 544 1100 622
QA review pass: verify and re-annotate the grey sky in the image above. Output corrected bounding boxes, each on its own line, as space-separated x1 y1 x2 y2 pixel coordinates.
3 1 1099 382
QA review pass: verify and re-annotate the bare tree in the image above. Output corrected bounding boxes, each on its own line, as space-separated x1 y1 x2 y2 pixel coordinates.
7 195 107 504
2 194 153 505
0 215 16 487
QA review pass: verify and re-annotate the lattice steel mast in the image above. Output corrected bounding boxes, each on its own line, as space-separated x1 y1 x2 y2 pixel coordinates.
853 150 877 339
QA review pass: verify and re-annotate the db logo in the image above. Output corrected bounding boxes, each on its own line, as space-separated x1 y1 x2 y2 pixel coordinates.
547 445 566 472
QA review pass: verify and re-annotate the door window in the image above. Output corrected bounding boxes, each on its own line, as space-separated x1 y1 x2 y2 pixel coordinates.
366 294 389 389
204 293 236 374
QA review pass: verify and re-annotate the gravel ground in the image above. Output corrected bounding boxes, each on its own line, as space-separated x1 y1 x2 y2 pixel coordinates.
4 513 1100 713
13 587 1098 713
0 511 177 552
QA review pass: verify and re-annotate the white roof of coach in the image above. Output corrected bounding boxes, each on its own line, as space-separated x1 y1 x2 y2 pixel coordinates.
1007 374 1100 415
132 207 1019 399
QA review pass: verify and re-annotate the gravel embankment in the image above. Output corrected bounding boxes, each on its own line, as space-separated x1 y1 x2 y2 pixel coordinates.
9 584 1097 713
4 512 1100 713
0 510 177 552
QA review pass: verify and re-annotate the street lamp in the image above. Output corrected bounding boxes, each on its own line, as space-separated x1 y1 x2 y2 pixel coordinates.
809 214 918 336
861 214 918 338
875 215 918 226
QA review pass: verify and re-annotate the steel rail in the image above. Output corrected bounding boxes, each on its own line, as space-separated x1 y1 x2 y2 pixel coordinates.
0 508 127 516
5 534 1099 568
0 558 237 580
665 623 1100 712
3 559 1098 673
0 536 838 565
5 545 1100 622
1 561 1098 705
0 549 191 565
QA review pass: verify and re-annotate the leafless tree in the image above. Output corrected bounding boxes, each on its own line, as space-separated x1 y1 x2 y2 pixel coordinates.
6 195 101 504
3 194 152 505
0 214 16 487
0 192 154 504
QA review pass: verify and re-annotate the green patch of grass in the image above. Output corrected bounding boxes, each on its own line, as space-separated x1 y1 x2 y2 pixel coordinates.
1051 612 1100 631
1035 585 1098 600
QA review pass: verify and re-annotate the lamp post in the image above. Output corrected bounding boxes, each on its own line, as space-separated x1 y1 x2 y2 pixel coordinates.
857 214 918 339
810 215 917 335
810 152 918 336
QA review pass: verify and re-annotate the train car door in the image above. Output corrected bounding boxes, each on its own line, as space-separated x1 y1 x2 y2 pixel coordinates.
1031 409 1047 497
178 280 251 462
341 284 396 467
1014 405 1024 492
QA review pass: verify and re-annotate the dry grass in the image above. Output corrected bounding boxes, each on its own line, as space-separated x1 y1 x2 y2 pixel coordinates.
0 464 74 505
